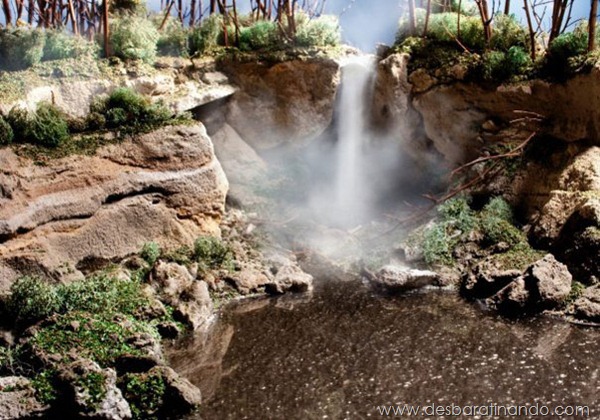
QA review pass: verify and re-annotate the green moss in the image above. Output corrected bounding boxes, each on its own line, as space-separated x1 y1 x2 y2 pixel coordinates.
482 196 514 222
438 196 476 232
238 21 280 51
189 14 223 56
295 14 341 47
119 372 166 419
479 216 524 247
163 245 192 266
43 31 98 61
490 242 545 271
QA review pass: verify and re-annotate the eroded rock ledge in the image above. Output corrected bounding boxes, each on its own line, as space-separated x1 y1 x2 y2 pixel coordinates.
0 123 228 290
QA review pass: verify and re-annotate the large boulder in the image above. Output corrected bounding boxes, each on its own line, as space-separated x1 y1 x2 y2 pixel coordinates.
0 124 228 290
0 376 49 419
219 57 341 150
485 254 572 315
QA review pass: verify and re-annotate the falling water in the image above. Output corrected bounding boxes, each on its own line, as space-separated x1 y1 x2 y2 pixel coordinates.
301 55 376 229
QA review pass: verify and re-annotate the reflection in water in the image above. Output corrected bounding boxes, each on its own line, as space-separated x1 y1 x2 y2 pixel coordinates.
169 281 600 419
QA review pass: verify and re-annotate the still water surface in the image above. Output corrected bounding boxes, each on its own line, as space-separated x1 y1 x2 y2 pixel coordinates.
169 280 599 419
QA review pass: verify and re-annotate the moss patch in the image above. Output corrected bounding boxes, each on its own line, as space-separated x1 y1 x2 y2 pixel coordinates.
119 372 166 420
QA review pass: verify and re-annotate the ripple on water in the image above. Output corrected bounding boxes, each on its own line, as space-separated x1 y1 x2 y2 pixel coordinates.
167 280 600 420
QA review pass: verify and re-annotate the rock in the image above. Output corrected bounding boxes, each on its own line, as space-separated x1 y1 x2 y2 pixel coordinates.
485 254 572 315
487 277 530 315
0 123 228 288
462 260 521 299
150 262 213 330
266 264 314 295
211 123 268 207
115 333 164 374
409 69 437 93
201 72 229 85
526 254 572 308
148 366 202 411
125 75 175 96
220 57 340 150
560 226 600 285
0 376 48 419
58 359 132 420
573 287 600 323
227 267 272 294
370 265 438 293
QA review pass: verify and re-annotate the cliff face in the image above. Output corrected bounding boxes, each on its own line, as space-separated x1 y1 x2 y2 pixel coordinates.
0 124 228 290
218 57 341 151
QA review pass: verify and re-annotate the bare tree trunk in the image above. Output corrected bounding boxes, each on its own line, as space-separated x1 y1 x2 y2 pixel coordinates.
2 0 13 26
232 0 240 46
189 0 196 26
523 0 536 59
549 0 567 43
67 0 78 34
422 0 431 36
589 0 598 51
457 0 462 38
504 0 510 14
210 0 216 13
27 0 34 23
407 0 416 35
103 0 109 58
475 0 493 46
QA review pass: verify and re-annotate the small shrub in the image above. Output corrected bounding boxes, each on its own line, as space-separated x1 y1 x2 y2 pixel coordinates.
140 242 161 266
193 236 233 270
239 20 280 51
295 14 341 47
6 107 30 141
481 46 531 81
0 28 45 70
31 370 59 405
0 115 14 146
28 103 70 148
438 196 475 233
482 196 513 222
422 223 453 266
156 17 189 57
109 15 159 63
189 14 223 56
57 274 150 316
43 31 97 61
76 371 107 408
119 372 166 419
543 28 588 79
490 14 528 52
94 88 172 130
480 215 524 247
7 276 60 324
85 112 108 131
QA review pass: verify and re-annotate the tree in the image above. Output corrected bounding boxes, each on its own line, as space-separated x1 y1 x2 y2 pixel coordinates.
589 0 598 52
475 0 493 45
523 0 536 59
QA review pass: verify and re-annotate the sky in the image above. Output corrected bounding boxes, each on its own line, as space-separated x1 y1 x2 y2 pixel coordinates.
0 1 593 51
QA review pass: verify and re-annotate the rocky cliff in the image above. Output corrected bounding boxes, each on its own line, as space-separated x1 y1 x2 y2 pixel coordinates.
0 124 228 290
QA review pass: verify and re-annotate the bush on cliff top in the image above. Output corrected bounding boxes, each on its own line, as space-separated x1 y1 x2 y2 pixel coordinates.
0 116 14 146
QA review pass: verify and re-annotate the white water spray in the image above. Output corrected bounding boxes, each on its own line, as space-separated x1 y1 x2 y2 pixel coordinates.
332 55 376 226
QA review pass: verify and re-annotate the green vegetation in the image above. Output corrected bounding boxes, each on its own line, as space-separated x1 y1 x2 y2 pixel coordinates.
566 281 586 304
119 372 166 419
43 30 98 62
0 116 14 145
75 371 107 408
89 87 172 131
141 242 162 266
156 17 189 57
193 236 234 271
3 103 69 148
542 25 591 80
409 196 538 267
0 28 45 71
7 276 60 325
31 370 59 405
188 14 223 56
110 15 160 63
30 311 159 367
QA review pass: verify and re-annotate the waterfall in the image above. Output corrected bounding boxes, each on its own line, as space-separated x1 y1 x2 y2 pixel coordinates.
332 55 376 227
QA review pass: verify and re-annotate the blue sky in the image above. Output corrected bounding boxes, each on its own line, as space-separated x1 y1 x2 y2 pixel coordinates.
0 0 593 51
